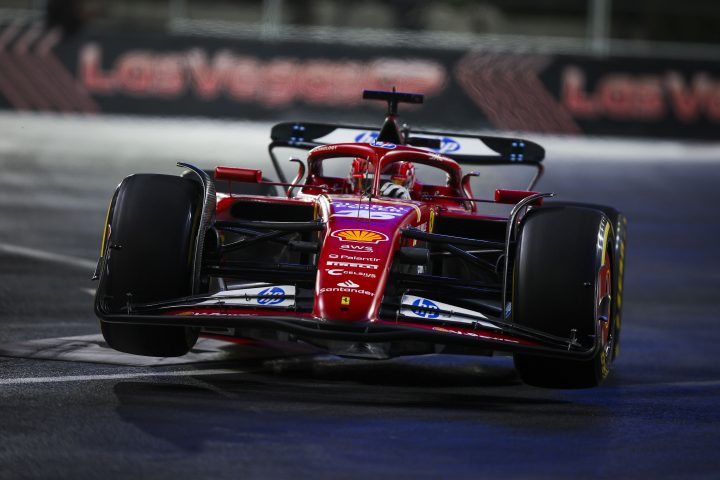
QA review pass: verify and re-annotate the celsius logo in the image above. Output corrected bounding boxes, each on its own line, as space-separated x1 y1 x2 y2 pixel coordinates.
338 280 359 288
325 269 377 278
257 287 286 305
411 298 440 319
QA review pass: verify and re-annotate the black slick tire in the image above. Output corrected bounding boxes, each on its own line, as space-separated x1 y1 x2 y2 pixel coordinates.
545 201 627 360
512 205 615 388
96 174 202 357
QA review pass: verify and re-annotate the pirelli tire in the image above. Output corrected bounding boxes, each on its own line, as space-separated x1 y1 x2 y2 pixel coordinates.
512 205 618 388
95 174 202 357
544 201 627 360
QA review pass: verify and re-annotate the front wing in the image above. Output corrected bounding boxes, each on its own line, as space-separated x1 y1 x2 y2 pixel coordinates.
95 300 603 361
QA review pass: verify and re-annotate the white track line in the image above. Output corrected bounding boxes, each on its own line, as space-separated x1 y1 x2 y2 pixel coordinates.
0 368 245 385
5 369 718 389
0 242 96 270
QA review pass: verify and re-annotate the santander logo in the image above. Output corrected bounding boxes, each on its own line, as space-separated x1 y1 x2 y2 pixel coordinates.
337 280 360 288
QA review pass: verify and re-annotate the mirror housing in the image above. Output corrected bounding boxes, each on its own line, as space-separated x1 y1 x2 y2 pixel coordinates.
214 167 262 183
495 189 544 206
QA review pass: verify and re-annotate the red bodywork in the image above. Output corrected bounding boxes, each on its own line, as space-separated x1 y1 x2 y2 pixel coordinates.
181 141 540 350
94 90 613 371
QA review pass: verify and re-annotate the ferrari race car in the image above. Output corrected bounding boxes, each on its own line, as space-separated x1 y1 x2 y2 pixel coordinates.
94 89 627 388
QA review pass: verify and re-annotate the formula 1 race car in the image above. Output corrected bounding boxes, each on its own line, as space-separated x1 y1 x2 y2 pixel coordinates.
93 89 627 388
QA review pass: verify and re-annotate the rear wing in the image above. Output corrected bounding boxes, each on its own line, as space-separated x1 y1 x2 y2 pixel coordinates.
268 122 544 184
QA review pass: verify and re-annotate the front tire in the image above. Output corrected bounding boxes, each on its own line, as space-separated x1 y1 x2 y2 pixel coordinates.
545 201 627 360
96 174 202 357
512 206 616 388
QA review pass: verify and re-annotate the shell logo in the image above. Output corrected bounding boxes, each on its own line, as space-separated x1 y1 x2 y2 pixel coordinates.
331 229 388 244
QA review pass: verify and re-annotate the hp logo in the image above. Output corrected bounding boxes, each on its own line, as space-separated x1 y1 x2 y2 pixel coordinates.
411 298 440 319
257 287 286 305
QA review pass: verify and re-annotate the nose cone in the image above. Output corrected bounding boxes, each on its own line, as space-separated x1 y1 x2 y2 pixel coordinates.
313 199 419 323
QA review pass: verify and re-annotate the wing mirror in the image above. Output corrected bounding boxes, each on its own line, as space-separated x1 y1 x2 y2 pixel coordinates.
214 166 262 183
495 189 544 206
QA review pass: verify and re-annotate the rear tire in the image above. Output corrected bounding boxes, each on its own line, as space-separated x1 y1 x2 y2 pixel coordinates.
96 174 202 357
512 206 615 388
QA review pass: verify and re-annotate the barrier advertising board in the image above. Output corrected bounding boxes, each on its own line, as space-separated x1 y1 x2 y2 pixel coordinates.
1 23 719 139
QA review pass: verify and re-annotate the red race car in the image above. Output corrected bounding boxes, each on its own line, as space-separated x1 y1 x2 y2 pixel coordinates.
94 89 627 388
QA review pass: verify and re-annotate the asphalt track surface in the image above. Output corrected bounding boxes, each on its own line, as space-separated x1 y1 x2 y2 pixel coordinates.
1 113 719 479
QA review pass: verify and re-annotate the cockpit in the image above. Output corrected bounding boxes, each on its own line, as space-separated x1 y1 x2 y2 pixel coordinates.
302 145 468 205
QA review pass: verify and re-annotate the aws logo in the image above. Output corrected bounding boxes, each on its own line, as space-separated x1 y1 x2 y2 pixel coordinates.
340 244 374 253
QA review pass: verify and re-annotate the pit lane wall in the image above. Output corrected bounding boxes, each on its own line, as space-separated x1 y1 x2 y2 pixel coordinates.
2 24 720 140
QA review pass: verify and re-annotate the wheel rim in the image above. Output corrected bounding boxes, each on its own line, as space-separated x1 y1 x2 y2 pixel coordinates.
598 248 613 366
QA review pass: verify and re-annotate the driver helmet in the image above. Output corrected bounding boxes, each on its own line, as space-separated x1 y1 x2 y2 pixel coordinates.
384 161 415 191
379 161 415 199
349 157 375 193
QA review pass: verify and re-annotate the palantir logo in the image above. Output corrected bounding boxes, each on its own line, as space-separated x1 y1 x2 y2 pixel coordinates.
411 298 440 319
257 287 286 305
